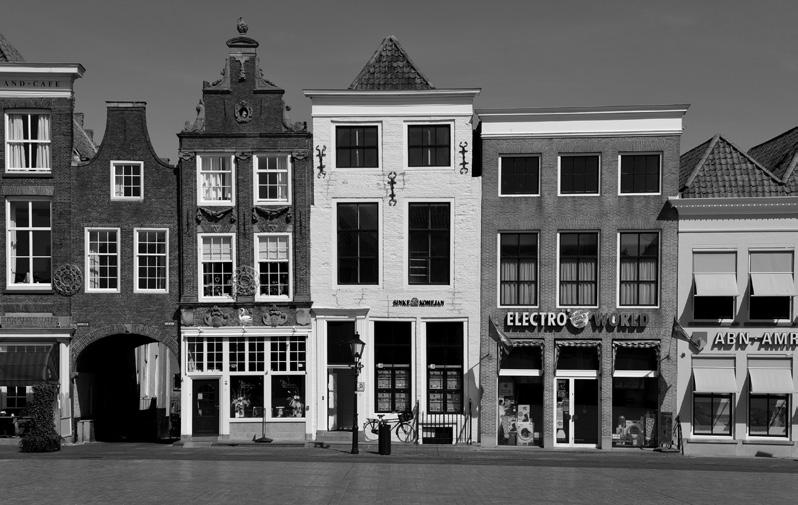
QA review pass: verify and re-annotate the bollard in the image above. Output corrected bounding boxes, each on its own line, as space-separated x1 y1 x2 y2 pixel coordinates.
378 423 391 455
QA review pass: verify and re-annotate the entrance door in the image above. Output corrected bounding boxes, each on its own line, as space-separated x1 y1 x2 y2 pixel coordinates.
192 379 219 436
328 368 355 430
555 378 598 446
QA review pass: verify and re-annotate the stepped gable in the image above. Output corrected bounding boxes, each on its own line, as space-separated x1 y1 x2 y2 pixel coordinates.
348 35 434 90
748 126 798 181
679 135 787 197
0 32 24 62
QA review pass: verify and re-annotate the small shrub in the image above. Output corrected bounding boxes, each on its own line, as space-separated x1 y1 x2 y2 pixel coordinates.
19 382 61 453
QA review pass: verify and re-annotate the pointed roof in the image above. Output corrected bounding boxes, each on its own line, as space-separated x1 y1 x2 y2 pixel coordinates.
679 135 787 197
0 33 24 62
748 126 798 181
348 36 434 91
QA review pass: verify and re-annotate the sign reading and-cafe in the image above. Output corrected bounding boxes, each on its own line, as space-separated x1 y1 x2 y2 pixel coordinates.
505 310 648 330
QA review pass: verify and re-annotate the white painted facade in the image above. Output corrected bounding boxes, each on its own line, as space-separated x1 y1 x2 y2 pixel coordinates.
305 89 482 442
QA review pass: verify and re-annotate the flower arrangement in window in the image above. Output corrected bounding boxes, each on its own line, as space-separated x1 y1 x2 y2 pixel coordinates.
231 394 250 418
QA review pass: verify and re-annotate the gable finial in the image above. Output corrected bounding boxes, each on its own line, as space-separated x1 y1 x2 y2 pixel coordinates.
237 17 248 34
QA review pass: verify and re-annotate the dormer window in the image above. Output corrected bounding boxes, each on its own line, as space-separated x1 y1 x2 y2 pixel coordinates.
5 112 51 173
111 161 143 201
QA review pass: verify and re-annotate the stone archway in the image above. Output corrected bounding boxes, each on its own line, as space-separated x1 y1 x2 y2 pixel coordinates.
73 326 179 442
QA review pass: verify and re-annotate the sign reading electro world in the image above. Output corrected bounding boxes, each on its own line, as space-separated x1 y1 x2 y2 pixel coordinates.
505 310 648 329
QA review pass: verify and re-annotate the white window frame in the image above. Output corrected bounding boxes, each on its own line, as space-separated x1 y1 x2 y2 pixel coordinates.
4 111 51 173
498 154 541 197
253 154 292 205
85 227 121 293
747 247 795 323
617 152 662 196
254 232 293 301
332 198 383 288
5 198 52 290
196 154 236 206
110 160 144 201
615 230 661 309
555 231 600 309
403 120 455 171
496 231 540 309
403 198 454 289
198 233 236 302
692 248 738 323
557 154 601 196
133 228 169 294
331 122 382 171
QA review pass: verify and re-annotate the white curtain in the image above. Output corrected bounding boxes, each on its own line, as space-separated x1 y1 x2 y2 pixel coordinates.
7 115 25 168
35 115 50 169
560 260 578 305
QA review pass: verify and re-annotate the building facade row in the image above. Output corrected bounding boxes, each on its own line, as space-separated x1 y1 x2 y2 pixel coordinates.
0 26 796 457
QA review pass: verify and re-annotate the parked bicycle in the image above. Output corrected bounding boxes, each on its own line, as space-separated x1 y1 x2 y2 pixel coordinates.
363 411 416 443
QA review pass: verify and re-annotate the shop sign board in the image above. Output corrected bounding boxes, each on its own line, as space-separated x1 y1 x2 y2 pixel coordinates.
392 298 444 307
711 331 798 348
505 310 648 330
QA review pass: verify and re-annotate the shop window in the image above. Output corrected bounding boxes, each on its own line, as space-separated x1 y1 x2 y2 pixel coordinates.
134 229 167 292
749 394 789 437
408 203 450 285
197 155 234 205
693 251 737 320
230 376 264 418
374 321 412 413
749 297 791 320
272 376 305 418
749 251 794 320
426 322 463 414
5 112 50 172
500 156 539 196
619 154 660 194
185 337 222 373
327 321 356 365
499 346 541 370
619 232 658 306
7 199 51 289
255 154 290 203
86 228 119 292
111 161 143 200
337 203 378 285
408 124 450 167
693 393 733 436
499 233 537 306
256 233 291 299
559 155 599 194
270 336 306 372
336 125 378 168
612 378 658 447
556 345 598 370
199 234 234 299
498 377 543 446
559 232 598 306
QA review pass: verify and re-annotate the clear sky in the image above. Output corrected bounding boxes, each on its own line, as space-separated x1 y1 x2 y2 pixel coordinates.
4 0 797 160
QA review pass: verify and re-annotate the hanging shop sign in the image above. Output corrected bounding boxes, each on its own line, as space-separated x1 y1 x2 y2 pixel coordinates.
392 298 445 307
505 310 648 330
711 331 798 348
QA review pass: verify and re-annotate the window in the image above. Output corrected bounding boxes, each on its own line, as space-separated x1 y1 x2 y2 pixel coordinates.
337 203 378 285
560 155 599 194
620 154 660 194
693 393 733 436
134 229 167 292
270 336 306 418
199 234 234 299
749 394 789 437
693 252 737 320
5 112 50 172
6 200 51 288
426 322 463 414
197 155 234 204
619 232 659 306
408 124 450 167
230 376 264 419
86 228 119 292
255 155 290 203
408 203 450 285
499 233 537 306
111 161 143 200
500 156 540 196
559 232 598 306
374 322 412 413
185 337 223 372
256 234 291 299
336 125 378 168
749 251 793 320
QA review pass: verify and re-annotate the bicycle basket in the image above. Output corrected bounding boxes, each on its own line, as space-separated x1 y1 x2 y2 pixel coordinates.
398 411 412 423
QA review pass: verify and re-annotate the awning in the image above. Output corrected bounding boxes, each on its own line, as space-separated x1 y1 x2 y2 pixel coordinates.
512 340 543 347
748 358 794 394
0 344 58 386
692 357 736 393
613 341 659 376
694 273 738 296
750 273 795 296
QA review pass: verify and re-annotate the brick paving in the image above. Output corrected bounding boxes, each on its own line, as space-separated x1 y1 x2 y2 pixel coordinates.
1 443 796 504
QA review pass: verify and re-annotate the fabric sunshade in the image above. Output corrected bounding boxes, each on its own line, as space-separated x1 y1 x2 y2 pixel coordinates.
692 357 736 393
694 273 738 296
0 344 58 386
693 252 736 273
748 358 794 394
750 273 794 296
512 340 543 347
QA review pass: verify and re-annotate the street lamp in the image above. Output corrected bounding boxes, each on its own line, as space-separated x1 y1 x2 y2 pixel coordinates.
349 331 365 455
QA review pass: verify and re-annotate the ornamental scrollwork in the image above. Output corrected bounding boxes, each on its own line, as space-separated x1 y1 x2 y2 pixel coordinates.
263 304 288 327
53 264 82 297
203 306 230 328
234 100 253 122
252 206 292 224
196 207 235 224
232 266 259 297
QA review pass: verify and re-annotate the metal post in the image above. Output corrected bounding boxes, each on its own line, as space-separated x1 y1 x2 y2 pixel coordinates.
351 361 359 454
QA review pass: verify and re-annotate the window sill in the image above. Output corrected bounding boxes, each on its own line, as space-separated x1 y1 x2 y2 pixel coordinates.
254 201 291 206
685 437 736 444
498 193 541 198
86 290 121 294
134 290 170 295
111 197 144 202
4 287 53 295
557 193 600 197
742 438 793 446
618 192 662 197
3 171 53 178
197 202 235 207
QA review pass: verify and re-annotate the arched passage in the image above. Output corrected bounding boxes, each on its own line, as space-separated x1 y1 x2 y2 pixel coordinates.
74 333 178 442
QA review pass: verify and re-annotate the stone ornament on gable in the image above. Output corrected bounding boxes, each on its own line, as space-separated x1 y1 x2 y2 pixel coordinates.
263 305 288 327
232 266 259 297
234 100 253 123
203 306 230 328
252 206 292 224
196 207 236 224
52 264 82 296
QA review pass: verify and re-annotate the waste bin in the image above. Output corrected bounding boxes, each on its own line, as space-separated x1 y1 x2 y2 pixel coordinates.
378 423 391 455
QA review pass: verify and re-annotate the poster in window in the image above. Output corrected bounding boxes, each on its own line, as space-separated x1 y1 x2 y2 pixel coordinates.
377 392 392 413
395 368 409 389
377 369 392 389
429 370 443 390
498 380 514 397
446 370 461 390
429 393 443 412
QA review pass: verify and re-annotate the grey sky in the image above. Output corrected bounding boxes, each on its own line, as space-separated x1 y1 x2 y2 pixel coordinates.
5 0 797 160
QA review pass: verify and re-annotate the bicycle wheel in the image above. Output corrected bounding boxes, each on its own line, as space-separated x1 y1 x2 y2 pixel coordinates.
395 422 414 443
363 421 380 441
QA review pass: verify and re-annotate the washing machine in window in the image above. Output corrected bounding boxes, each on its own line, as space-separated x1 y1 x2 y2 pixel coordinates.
625 420 643 447
516 421 534 446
